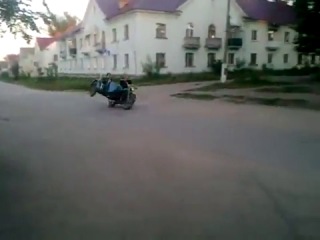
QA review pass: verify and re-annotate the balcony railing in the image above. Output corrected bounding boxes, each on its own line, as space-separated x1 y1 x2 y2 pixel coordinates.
266 41 281 51
227 38 243 49
183 37 200 49
81 46 90 56
94 41 106 54
205 38 222 49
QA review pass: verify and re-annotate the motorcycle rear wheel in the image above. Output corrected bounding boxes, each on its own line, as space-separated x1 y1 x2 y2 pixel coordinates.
89 85 97 97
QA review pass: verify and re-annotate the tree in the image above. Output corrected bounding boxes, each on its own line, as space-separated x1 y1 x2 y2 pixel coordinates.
293 0 320 54
10 62 19 80
0 0 53 42
47 12 79 37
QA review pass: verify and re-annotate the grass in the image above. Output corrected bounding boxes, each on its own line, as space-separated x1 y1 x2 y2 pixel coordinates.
135 72 218 86
171 93 217 100
1 77 91 91
1 67 319 92
0 72 218 91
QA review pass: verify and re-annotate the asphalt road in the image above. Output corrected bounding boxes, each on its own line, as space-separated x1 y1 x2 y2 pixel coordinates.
1 81 320 240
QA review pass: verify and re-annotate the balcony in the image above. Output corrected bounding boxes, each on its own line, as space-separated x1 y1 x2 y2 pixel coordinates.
205 38 222 49
266 41 281 51
183 37 200 49
227 38 243 50
81 46 90 56
94 41 106 54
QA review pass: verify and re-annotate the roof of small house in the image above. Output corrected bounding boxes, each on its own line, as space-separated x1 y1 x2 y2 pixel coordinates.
36 37 56 50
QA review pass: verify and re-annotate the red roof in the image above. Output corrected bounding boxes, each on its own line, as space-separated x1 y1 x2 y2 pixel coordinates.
36 37 56 50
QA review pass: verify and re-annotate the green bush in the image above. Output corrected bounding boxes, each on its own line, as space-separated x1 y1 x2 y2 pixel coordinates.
0 71 9 79
210 60 222 75
141 55 160 78
10 62 19 80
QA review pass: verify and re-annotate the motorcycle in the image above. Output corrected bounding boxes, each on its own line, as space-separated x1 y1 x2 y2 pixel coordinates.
89 78 136 110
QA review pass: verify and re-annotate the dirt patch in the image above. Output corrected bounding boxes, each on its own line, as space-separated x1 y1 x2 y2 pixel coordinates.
171 93 217 100
187 80 293 92
172 92 320 110
255 85 320 94
222 95 316 109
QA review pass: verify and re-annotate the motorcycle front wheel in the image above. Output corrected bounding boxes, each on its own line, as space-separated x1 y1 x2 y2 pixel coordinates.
108 100 116 107
123 93 136 110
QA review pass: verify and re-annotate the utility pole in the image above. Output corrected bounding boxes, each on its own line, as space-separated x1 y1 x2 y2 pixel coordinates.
220 0 231 83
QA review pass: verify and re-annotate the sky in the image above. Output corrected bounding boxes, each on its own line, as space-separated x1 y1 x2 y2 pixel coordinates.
0 0 88 60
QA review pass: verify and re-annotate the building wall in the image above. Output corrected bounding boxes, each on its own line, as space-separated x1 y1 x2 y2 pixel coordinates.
57 0 305 76
33 42 58 76
20 54 36 76
58 0 139 76
241 21 298 69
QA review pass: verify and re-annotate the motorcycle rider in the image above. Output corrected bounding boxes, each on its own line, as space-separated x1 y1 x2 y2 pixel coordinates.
101 73 128 100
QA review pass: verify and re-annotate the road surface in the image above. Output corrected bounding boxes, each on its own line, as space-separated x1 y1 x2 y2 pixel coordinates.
1 81 320 240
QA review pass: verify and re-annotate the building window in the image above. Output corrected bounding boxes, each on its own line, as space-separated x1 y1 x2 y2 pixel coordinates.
208 24 216 38
80 38 83 48
124 24 129 40
113 54 117 69
207 53 216 67
250 53 257 65
80 59 83 69
156 23 166 39
297 53 303 65
94 33 97 45
156 53 166 68
53 54 58 61
228 53 235 65
284 32 290 43
251 30 257 41
101 31 105 42
267 53 273 64
85 35 91 46
311 54 316 65
268 31 274 41
283 54 289 63
112 28 117 42
185 53 194 67
186 23 194 37
124 54 129 68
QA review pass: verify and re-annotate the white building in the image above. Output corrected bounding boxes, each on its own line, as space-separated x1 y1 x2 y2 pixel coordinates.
19 47 35 76
34 37 59 76
57 0 311 76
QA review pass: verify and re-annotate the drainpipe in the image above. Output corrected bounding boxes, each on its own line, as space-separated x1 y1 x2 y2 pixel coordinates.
220 0 231 83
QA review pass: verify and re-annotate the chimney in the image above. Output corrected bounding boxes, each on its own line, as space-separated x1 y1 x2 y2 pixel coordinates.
118 0 128 9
